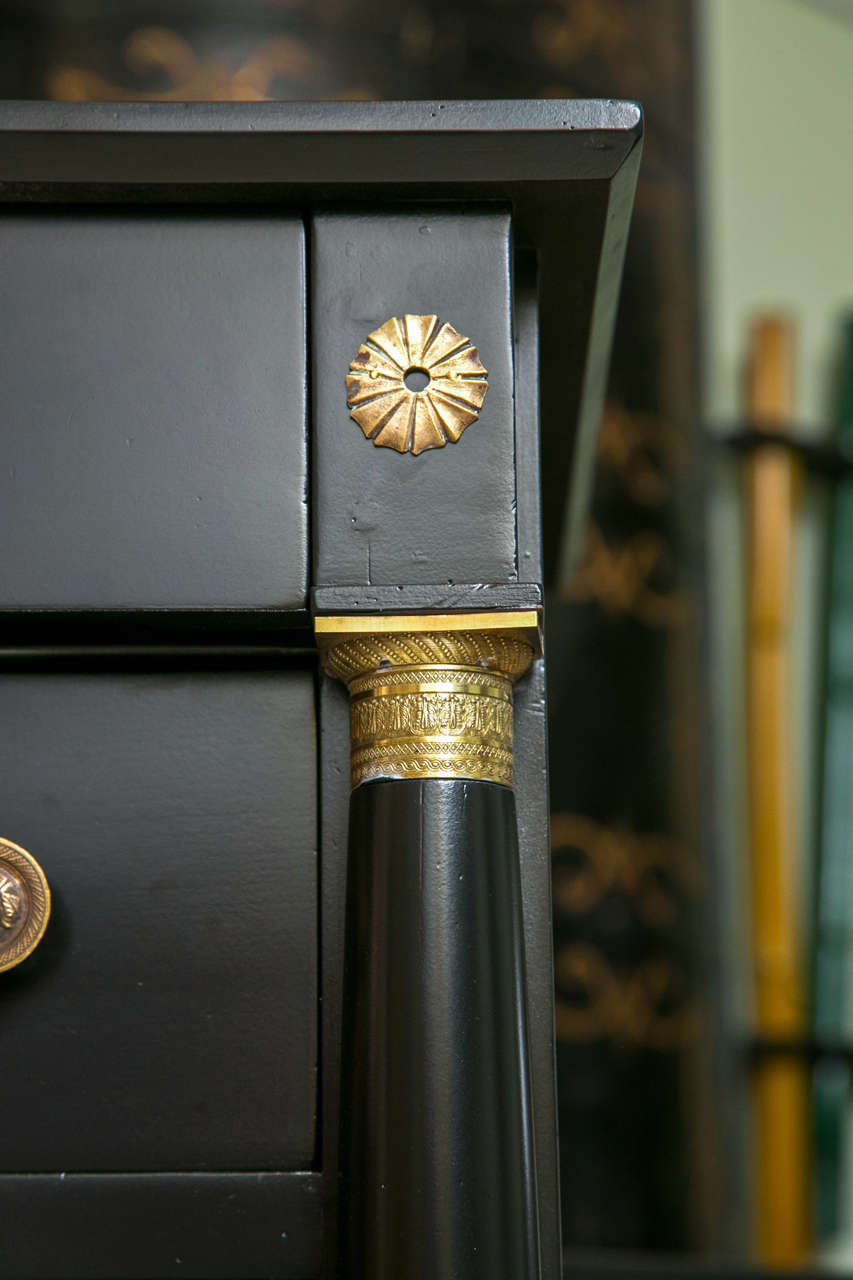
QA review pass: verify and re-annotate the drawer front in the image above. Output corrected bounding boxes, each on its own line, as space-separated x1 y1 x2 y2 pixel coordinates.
0 212 307 612
0 666 317 1173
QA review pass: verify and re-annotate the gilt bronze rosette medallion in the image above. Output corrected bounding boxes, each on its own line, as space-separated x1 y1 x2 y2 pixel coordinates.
346 314 488 455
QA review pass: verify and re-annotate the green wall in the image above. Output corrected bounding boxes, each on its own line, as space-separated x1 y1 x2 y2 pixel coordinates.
700 2 853 1251
702 0 853 429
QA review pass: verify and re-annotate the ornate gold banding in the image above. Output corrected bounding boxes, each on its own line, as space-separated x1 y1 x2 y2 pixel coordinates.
315 612 540 788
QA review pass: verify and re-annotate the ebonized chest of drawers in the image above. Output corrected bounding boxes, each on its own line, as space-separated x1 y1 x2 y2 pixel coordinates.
0 100 641 1280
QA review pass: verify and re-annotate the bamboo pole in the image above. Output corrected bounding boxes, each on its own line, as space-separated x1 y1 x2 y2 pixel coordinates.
743 314 811 1264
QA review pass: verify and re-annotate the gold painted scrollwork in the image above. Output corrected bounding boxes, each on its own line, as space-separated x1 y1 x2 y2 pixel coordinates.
47 27 335 102
564 523 686 627
554 943 701 1049
551 813 702 926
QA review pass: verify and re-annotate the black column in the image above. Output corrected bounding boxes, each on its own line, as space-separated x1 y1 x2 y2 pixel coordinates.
341 777 539 1280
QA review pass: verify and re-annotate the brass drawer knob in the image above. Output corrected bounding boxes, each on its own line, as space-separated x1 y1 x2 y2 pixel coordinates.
0 837 51 972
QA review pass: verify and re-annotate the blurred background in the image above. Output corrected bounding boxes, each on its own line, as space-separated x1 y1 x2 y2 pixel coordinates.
1 0 852 1272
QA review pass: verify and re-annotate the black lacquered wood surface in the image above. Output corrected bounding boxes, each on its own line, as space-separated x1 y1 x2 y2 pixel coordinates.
0 666 317 1175
312 210 515 590
0 210 307 614
342 778 538 1280
0 1172 323 1280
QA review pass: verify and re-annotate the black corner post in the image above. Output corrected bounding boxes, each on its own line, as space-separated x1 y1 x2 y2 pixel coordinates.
316 611 542 1280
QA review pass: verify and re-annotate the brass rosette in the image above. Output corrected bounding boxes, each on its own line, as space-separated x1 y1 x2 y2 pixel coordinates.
346 314 488 455
315 613 539 789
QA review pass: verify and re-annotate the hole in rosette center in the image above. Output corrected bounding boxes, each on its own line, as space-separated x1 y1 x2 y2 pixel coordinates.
404 366 430 393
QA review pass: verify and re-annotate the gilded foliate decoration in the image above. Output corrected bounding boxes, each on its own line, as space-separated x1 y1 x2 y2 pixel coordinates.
323 628 533 687
346 314 488 455
316 615 537 789
349 671 515 788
